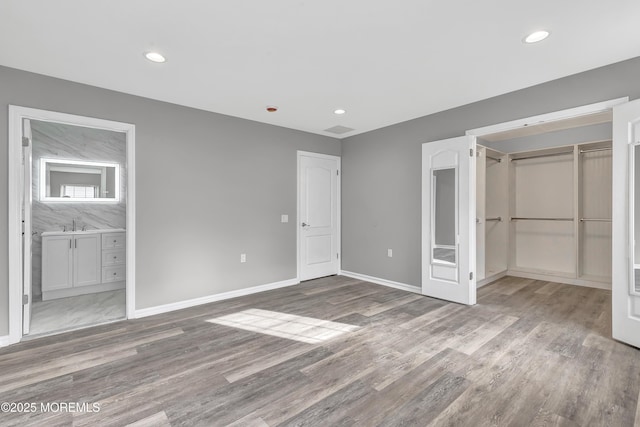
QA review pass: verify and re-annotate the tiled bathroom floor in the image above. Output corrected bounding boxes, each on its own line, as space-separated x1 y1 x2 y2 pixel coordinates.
29 289 126 337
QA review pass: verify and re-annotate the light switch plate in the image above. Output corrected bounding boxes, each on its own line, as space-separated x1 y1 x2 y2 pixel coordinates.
240 254 246 263
281 214 288 223
387 249 393 258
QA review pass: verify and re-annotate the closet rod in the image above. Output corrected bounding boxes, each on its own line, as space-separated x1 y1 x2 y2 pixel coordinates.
486 155 502 163
511 217 574 221
579 147 612 154
579 218 612 222
510 151 574 161
486 217 502 222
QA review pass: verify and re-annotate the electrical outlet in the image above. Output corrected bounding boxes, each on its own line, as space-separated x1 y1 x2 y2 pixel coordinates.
240 254 246 263
387 249 393 258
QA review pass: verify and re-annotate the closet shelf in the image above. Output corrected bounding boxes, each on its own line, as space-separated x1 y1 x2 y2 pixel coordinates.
511 217 574 221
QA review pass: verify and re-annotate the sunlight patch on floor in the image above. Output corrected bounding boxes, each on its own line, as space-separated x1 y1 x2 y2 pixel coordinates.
207 308 359 344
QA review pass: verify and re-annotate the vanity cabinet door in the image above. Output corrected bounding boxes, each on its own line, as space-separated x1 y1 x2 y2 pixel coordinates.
42 235 73 291
73 234 102 287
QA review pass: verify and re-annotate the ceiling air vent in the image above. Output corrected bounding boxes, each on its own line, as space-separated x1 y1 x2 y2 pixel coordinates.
324 125 354 135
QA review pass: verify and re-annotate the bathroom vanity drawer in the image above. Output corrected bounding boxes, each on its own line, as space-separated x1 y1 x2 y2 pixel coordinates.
102 232 126 249
102 265 126 283
102 249 126 266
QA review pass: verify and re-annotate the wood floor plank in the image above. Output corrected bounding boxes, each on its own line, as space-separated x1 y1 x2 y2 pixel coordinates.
635 386 640 427
0 275 637 426
124 411 171 427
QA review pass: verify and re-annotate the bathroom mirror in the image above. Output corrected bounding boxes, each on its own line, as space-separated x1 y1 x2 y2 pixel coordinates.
40 158 120 202
432 167 457 265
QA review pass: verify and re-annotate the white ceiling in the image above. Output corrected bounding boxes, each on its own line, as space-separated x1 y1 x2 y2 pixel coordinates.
1 1 639 138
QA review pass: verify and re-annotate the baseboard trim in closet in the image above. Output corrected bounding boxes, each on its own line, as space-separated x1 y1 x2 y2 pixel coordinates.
0 335 10 348
477 271 507 288
339 270 421 294
507 270 611 290
135 278 300 319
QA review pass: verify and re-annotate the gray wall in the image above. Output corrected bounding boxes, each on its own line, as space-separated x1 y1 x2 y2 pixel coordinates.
342 56 640 287
31 120 127 297
0 65 340 336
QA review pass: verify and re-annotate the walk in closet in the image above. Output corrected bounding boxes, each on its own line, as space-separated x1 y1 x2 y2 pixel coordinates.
476 136 612 289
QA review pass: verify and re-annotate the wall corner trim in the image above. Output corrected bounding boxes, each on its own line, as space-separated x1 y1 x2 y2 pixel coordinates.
134 278 300 319
339 270 420 294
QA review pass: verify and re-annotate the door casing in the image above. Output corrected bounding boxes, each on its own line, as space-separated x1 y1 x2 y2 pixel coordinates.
7 106 136 346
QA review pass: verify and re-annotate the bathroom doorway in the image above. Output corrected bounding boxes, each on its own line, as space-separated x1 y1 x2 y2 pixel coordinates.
8 107 136 344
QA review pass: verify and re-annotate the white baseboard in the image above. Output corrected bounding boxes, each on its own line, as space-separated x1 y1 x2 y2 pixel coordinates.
507 270 611 290
135 278 300 318
0 335 11 347
477 271 508 288
42 281 125 301
340 270 420 294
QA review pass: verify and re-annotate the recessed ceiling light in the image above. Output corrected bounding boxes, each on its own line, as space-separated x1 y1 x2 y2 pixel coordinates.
334 109 347 115
144 52 166 63
524 30 550 44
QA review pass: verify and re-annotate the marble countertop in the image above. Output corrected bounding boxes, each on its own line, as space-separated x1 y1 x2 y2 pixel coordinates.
41 228 126 237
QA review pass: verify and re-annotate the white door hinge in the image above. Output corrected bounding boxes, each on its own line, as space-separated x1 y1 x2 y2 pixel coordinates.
469 272 473 280
23 295 28 305
470 148 474 157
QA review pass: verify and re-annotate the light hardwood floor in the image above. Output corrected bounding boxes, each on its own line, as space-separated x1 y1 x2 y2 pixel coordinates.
0 275 638 426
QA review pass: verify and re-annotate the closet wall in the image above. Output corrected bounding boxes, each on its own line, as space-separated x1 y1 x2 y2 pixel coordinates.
476 146 508 283
578 143 613 282
476 137 612 289
511 148 575 277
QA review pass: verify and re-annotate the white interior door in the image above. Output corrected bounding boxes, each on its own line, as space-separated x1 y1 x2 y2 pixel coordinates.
22 119 32 334
298 152 340 281
612 99 640 348
422 135 476 305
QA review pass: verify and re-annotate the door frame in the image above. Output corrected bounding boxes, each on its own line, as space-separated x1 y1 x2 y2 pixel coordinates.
296 151 341 282
7 106 136 345
22 119 33 334
463 97 628 302
466 98 628 138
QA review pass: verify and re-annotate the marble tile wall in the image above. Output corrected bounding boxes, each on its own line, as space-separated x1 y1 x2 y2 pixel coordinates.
31 120 127 297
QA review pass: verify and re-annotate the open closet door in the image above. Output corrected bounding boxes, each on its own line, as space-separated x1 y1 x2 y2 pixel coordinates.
22 119 32 335
422 135 476 305
612 99 640 348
